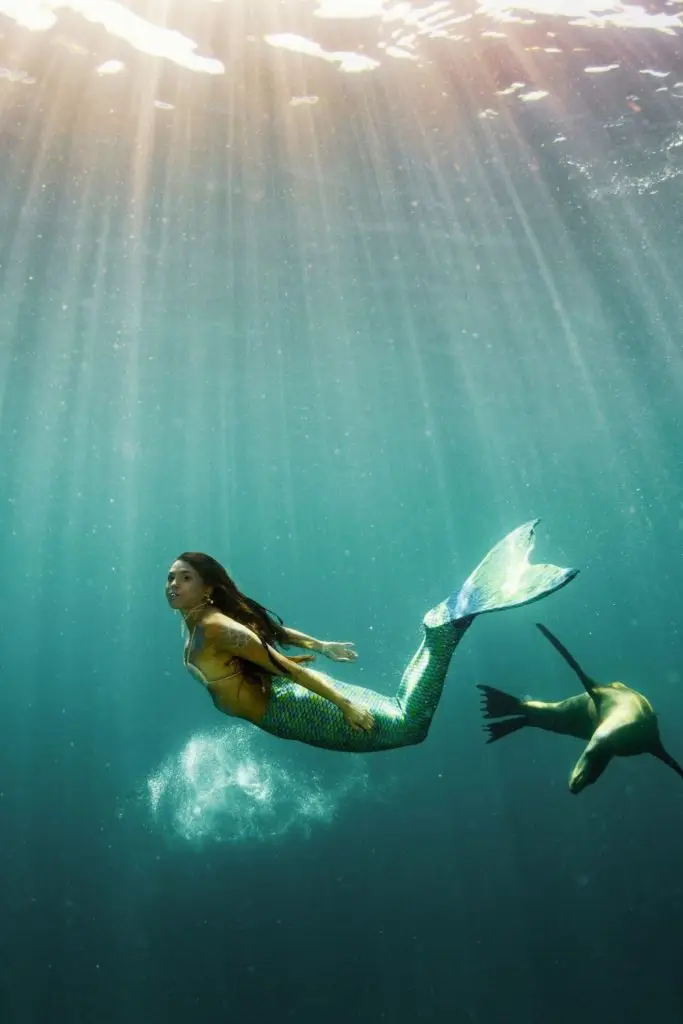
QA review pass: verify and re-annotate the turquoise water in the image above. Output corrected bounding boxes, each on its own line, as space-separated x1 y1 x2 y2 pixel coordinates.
1 3 683 1022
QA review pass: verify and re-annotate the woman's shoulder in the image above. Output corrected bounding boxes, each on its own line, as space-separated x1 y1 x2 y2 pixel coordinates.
202 612 256 647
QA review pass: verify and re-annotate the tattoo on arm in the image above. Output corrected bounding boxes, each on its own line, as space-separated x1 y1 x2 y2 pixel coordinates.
224 625 248 649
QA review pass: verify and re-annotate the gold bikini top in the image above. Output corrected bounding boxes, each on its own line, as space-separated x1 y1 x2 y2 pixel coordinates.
183 621 243 688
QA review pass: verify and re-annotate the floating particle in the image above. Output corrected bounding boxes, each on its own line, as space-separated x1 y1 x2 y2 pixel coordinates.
289 94 319 106
96 60 125 75
519 90 549 102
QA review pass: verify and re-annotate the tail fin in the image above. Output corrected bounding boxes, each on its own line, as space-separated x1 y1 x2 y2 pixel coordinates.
484 717 528 744
477 683 523 719
535 622 597 695
425 520 578 627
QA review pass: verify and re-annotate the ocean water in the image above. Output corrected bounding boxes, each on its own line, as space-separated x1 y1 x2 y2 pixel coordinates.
1 2 683 1022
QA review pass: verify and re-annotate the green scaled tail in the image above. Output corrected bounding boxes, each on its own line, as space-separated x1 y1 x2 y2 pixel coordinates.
424 519 578 628
258 519 579 753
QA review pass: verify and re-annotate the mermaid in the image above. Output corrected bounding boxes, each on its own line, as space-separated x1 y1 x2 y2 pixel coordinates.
167 520 578 753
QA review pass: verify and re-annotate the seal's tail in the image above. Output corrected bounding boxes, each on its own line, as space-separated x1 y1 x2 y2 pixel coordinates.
477 683 528 744
424 519 578 628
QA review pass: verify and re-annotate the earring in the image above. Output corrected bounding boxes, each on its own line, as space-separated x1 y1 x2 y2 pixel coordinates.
205 593 213 605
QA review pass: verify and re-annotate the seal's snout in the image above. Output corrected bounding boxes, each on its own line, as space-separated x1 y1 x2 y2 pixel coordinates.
568 755 593 794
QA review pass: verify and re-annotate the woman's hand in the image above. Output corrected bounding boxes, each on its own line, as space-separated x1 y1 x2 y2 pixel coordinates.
341 701 374 732
321 641 358 662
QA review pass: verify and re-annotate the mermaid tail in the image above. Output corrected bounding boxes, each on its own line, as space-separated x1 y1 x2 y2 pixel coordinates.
258 520 579 753
424 519 578 628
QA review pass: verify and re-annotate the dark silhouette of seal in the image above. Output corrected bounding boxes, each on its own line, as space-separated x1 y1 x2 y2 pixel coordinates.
478 622 683 794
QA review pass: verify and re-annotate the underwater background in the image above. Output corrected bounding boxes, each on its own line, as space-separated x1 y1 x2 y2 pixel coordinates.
1 2 683 1021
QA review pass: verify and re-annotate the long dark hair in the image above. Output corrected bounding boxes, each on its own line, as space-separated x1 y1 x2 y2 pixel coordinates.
178 551 297 693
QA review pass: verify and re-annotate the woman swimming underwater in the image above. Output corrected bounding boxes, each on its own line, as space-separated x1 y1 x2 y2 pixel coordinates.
167 520 578 753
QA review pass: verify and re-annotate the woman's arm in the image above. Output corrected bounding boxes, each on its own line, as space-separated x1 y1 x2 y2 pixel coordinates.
205 620 350 710
281 626 357 662
280 626 326 652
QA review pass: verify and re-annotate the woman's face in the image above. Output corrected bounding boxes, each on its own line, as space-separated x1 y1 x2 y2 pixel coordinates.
166 559 210 612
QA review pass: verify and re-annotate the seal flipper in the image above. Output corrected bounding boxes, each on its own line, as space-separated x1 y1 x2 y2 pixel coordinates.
535 623 598 698
477 684 528 743
477 682 523 719
651 742 683 780
484 716 528 744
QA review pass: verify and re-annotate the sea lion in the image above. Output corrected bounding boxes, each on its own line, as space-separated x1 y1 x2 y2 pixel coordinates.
478 622 683 794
